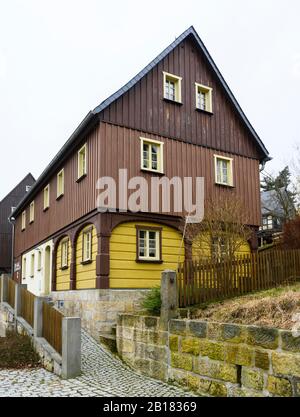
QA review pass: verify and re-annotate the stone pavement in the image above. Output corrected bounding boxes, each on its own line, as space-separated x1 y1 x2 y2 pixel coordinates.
0 330 194 397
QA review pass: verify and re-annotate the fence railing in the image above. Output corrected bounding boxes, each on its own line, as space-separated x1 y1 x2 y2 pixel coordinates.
42 301 63 355
7 279 15 308
178 249 300 308
20 287 35 328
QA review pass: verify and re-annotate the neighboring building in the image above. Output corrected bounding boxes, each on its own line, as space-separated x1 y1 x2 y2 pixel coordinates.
258 188 287 246
0 173 35 274
11 26 270 297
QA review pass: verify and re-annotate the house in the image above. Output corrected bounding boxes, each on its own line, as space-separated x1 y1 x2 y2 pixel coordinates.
258 188 287 246
0 173 35 274
10 26 269 334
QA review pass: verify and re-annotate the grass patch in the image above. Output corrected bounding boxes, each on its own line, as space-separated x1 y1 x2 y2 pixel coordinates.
0 331 41 370
191 282 300 329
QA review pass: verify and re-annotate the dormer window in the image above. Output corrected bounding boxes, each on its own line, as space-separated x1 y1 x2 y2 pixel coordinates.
195 83 213 113
163 72 182 103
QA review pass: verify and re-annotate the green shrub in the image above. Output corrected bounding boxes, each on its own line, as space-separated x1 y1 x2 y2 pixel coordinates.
141 286 161 315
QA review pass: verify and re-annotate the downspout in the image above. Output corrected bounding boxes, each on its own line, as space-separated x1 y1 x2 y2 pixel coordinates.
8 216 16 280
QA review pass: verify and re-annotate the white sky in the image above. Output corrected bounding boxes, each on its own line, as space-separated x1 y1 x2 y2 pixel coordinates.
0 0 300 200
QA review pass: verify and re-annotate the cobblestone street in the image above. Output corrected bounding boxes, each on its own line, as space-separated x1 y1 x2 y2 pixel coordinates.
0 330 193 397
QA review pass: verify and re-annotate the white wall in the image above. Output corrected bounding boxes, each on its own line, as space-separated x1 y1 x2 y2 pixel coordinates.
21 240 53 296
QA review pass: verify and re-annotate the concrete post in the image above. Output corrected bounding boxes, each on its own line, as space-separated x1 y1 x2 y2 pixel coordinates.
0 275 9 303
62 317 81 379
160 270 179 330
14 284 27 317
33 297 44 337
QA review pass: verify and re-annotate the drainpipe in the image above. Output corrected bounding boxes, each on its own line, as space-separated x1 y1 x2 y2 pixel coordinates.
8 216 16 280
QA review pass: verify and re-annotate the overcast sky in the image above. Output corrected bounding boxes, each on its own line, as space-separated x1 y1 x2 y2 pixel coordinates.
0 0 300 200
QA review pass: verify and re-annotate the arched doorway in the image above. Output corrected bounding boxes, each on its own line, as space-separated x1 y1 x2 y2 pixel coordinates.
44 246 51 295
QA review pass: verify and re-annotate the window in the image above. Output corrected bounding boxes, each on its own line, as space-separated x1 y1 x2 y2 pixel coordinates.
262 215 274 231
37 250 42 271
212 237 229 262
11 206 16 213
29 201 34 223
26 185 31 192
44 184 50 210
57 169 64 198
61 239 69 269
163 72 182 103
195 83 213 113
82 228 92 263
22 257 26 280
214 155 233 187
30 253 34 278
21 211 26 231
78 144 87 179
140 137 164 173
136 226 162 262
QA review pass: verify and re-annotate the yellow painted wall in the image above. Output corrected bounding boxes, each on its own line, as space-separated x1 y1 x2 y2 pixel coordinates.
110 222 184 288
56 238 71 291
192 233 251 260
76 224 97 289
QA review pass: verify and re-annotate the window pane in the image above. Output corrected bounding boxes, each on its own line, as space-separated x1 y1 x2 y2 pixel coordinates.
151 145 158 170
143 144 149 168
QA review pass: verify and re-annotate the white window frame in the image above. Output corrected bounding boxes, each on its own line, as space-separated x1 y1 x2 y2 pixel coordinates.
82 228 92 262
30 253 35 278
163 71 182 103
37 250 42 271
26 185 31 192
44 184 50 210
78 144 87 179
61 239 69 268
29 201 34 223
140 137 164 174
137 229 160 262
195 83 213 113
214 155 234 187
21 211 26 231
57 169 64 198
22 257 26 280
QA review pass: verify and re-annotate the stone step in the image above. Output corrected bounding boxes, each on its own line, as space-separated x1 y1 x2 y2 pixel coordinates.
111 325 116 336
99 332 117 353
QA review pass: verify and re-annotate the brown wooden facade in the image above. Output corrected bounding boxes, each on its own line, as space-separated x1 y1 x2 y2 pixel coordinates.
11 27 269 288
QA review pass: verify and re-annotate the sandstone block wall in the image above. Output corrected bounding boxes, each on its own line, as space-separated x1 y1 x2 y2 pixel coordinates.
117 314 300 397
51 289 148 340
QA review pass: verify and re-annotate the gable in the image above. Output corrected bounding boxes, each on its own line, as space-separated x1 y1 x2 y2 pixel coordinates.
99 35 265 160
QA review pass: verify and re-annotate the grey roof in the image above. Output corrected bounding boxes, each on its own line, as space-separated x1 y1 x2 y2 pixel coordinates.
11 25 270 218
261 188 286 217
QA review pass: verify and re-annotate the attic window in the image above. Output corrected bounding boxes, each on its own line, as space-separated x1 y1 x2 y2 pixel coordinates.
26 185 31 192
163 72 182 103
195 83 213 113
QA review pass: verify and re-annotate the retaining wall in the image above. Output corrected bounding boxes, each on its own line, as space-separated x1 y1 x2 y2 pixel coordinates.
117 314 300 397
0 302 62 376
51 289 147 339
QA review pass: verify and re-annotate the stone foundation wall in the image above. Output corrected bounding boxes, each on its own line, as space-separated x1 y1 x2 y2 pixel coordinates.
117 314 300 397
0 302 62 376
51 289 148 340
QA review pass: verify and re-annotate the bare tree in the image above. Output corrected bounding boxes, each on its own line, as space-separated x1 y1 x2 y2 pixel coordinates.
186 194 253 261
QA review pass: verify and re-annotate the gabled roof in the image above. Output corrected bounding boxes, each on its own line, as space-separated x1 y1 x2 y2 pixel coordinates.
12 26 270 218
94 26 270 160
0 173 35 205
